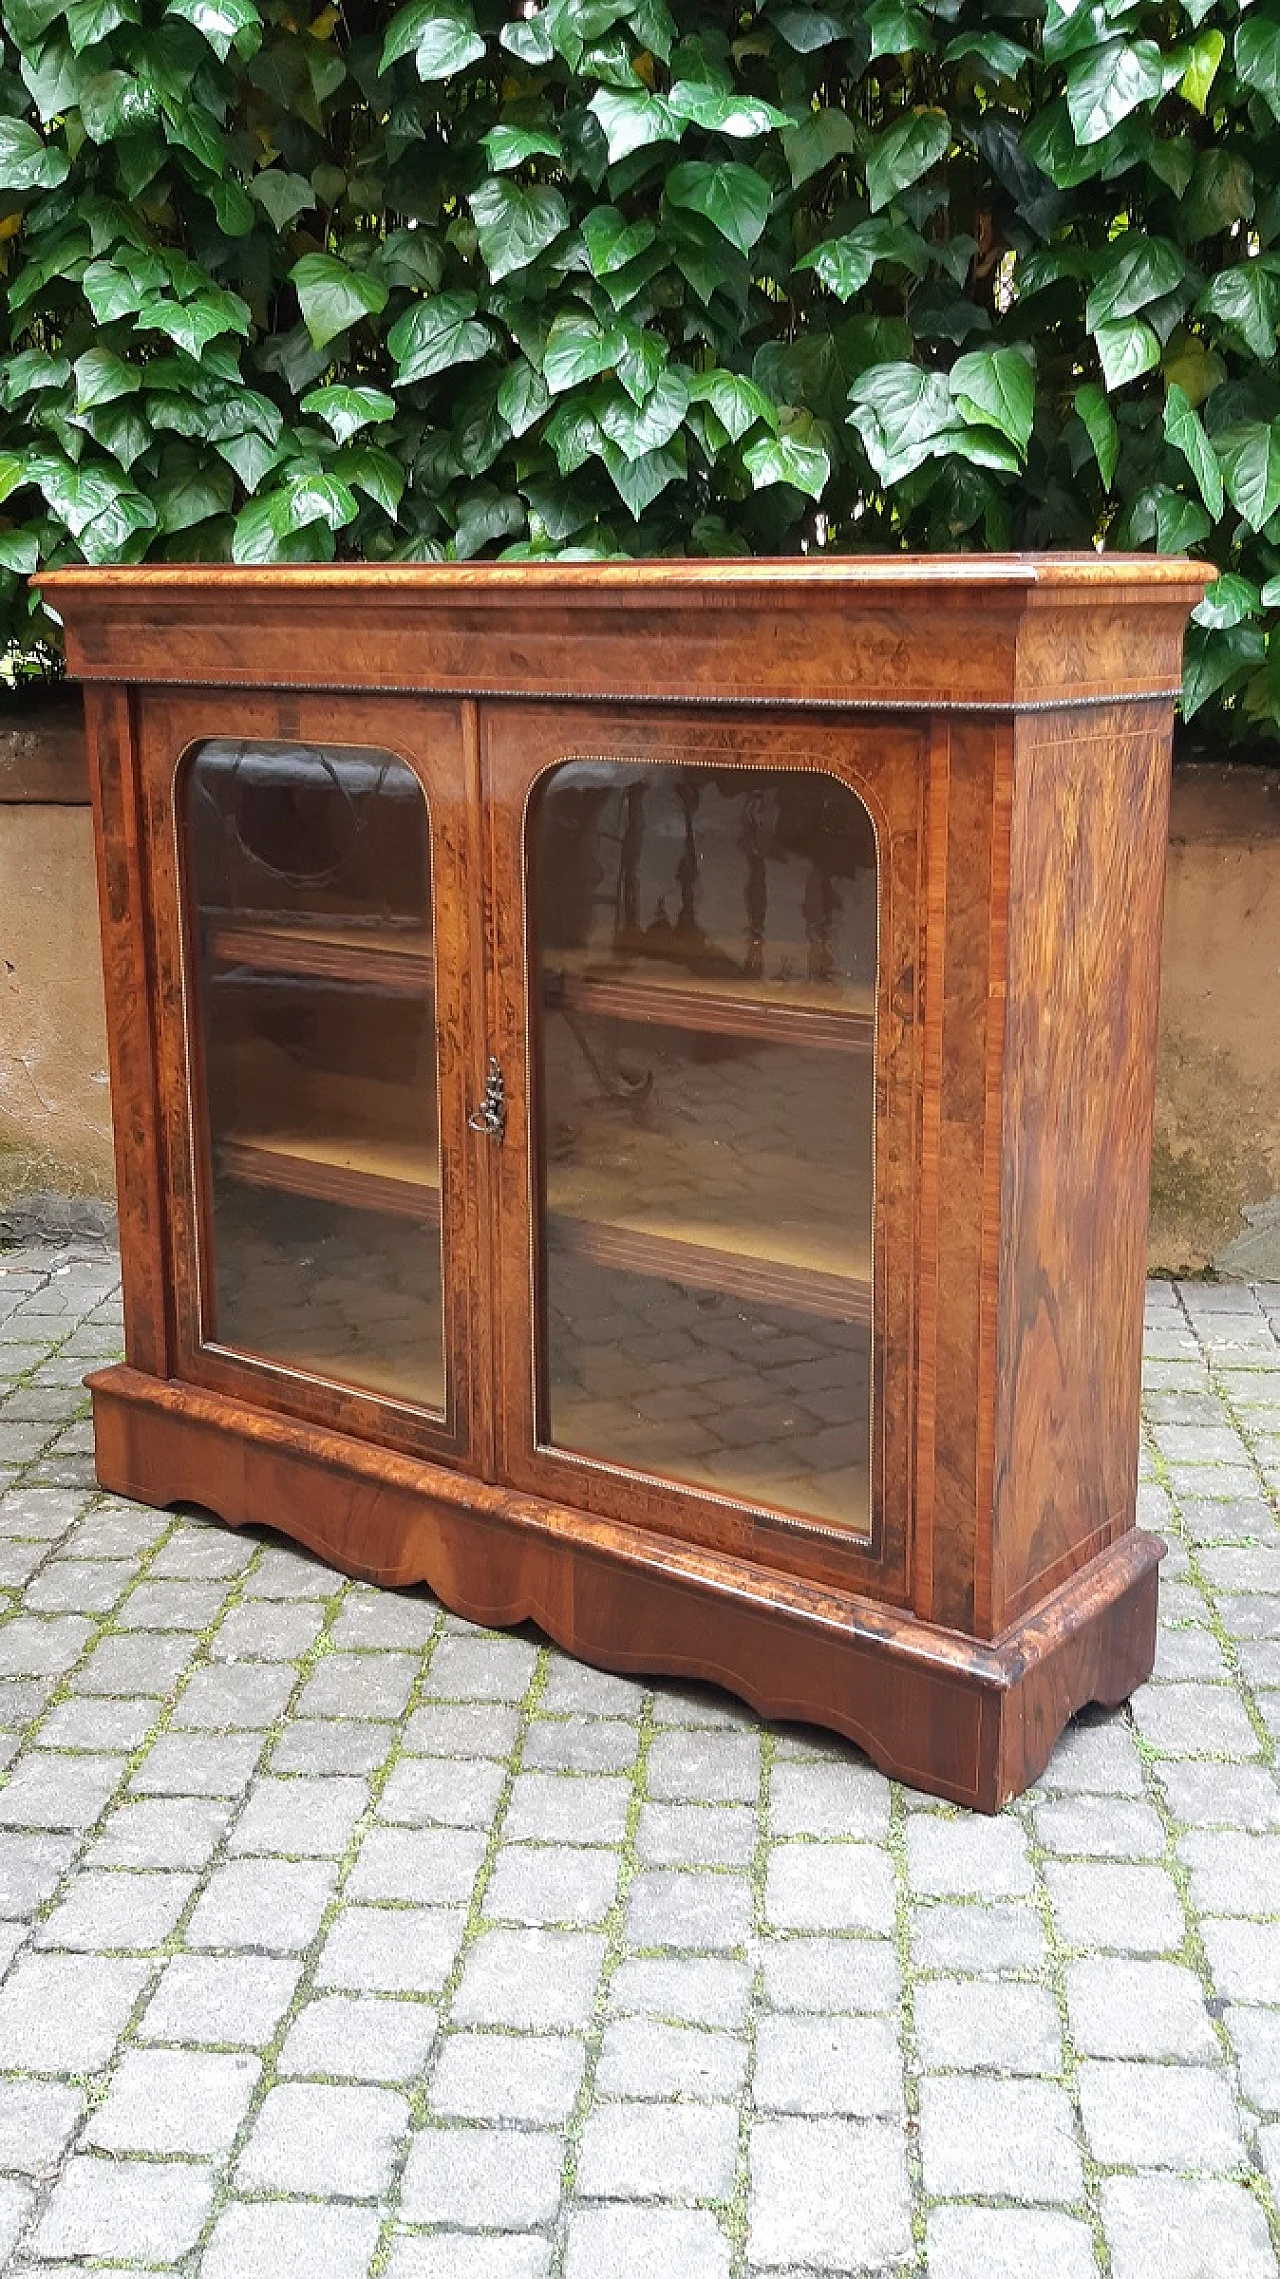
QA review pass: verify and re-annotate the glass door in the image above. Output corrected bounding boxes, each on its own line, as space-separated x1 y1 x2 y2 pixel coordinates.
142 692 484 1464
485 708 924 1596
534 760 875 1533
186 737 443 1410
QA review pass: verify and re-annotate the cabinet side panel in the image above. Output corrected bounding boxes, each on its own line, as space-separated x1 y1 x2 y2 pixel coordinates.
923 720 1004 1634
82 686 170 1374
992 700 1173 1633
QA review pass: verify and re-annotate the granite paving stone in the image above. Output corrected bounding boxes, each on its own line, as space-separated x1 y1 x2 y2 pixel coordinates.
81 2046 260 2154
276 1992 437 2083
135 1952 303 2047
2 1249 1280 2278
315 1902 466 1994
201 2200 381 2279
575 2098 739 2198
236 2080 409 2197
32 2155 216 2260
398 2123 564 2227
429 2031 587 2121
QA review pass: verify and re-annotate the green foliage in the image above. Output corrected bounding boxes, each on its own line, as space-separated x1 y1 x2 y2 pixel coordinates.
0 0 1278 736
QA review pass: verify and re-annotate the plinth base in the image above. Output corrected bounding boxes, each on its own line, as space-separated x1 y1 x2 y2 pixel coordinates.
88 1364 1162 1812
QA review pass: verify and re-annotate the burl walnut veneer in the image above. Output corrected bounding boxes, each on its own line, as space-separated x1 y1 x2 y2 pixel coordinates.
41 558 1206 1809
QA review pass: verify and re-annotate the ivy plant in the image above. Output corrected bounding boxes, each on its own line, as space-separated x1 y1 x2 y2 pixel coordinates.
0 0 1276 737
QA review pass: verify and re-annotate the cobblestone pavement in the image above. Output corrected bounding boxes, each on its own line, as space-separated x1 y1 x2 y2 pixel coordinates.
1 1245 1279 2278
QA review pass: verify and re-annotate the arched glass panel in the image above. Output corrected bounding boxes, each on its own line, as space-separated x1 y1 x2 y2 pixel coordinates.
184 739 443 1411
530 760 876 1534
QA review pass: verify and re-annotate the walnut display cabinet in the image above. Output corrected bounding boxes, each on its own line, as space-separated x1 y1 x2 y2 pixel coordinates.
43 558 1206 1810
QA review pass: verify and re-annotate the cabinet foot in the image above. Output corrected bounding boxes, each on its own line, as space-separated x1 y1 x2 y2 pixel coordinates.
88 1364 1161 1812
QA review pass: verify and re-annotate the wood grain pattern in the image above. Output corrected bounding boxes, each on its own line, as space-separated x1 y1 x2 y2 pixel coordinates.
990 700 1176 1632
40 559 1201 714
88 1359 1162 1812
81 685 170 1376
49 558 1206 1807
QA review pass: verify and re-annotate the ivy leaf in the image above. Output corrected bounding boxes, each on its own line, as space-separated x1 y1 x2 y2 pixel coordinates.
73 347 141 413
1235 12 1280 124
1066 40 1163 145
1172 27 1224 113
500 10 554 64
1198 264 1279 362
66 0 138 54
135 289 251 360
164 0 261 61
152 453 235 532
497 359 551 437
796 219 928 300
290 253 389 351
1085 239 1186 332
480 124 562 171
388 293 492 384
469 178 570 283
600 432 685 517
1094 318 1160 392
1074 381 1118 490
1192 571 1260 629
0 117 70 191
1163 383 1224 517
543 310 621 394
943 28 1030 78
588 86 677 162
582 206 657 277
337 443 406 518
3 351 70 408
249 169 316 229
1181 622 1266 717
949 346 1034 455
543 396 604 474
782 108 856 190
865 110 950 214
380 0 486 79
666 82 789 137
1216 419 1280 530
301 384 397 444
0 531 41 575
770 5 845 51
665 162 771 256
847 362 959 480
743 432 831 498
687 369 777 442
597 366 690 460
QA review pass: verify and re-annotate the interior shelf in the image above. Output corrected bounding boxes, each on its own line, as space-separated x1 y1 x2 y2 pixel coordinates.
210 919 434 995
544 955 874 1051
546 1178 871 1324
217 1129 441 1222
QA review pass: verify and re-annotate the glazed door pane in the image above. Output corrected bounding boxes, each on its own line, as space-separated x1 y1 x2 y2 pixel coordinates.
530 761 876 1534
184 738 445 1412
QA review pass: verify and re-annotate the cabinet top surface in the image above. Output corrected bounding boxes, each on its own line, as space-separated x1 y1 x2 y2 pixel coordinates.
39 553 1206 602
39 553 1209 712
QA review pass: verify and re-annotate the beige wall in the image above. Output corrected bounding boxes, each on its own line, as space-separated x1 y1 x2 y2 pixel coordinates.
1151 765 1280 1277
0 803 113 1202
3 745 1278 1274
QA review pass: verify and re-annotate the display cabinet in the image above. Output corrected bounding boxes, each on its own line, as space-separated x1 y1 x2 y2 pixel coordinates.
43 558 1205 1809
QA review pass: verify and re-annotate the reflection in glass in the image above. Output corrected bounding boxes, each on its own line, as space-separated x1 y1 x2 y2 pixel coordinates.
531 761 877 1533
185 740 443 1410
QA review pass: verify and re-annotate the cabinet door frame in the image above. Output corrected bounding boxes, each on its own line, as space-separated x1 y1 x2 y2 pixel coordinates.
139 687 490 1470
482 701 927 1602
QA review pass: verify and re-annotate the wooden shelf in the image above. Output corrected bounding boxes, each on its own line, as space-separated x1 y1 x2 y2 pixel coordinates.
235 1338 446 1412
210 919 434 994
217 1129 441 1222
544 955 874 1052
546 1174 871 1324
